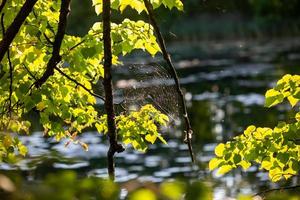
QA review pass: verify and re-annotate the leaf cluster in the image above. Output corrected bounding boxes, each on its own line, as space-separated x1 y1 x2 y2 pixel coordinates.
210 74 300 182
0 0 183 160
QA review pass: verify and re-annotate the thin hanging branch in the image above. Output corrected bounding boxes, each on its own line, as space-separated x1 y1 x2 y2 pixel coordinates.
22 64 37 81
35 0 71 88
0 0 38 63
143 0 195 162
54 66 105 101
102 0 125 180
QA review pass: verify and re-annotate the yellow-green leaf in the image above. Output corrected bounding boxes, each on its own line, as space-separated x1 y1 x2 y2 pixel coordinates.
217 165 232 175
239 160 251 170
209 158 222 170
215 143 225 157
288 95 298 107
145 134 157 144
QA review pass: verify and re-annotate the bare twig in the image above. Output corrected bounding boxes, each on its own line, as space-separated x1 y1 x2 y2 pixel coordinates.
43 33 54 45
54 66 105 101
22 64 37 81
69 39 86 51
143 0 195 162
103 0 125 180
253 185 300 197
35 0 71 88
0 0 38 63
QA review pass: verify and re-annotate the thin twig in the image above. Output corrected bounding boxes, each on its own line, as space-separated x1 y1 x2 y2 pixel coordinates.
69 39 86 51
253 185 300 197
54 66 105 101
35 0 71 88
143 0 195 162
22 64 37 81
0 0 38 63
43 33 54 45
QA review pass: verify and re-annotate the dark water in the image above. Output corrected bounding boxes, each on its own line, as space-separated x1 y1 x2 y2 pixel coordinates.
1 38 300 199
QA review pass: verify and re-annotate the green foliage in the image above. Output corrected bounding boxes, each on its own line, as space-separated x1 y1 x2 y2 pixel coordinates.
92 0 183 15
127 180 212 200
0 0 183 161
0 171 120 200
265 74 300 107
96 104 168 151
209 74 300 182
0 172 213 200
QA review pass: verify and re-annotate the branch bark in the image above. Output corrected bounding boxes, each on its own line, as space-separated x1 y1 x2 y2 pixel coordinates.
1 13 13 115
0 0 37 63
102 0 124 180
35 0 71 88
0 0 7 14
143 0 195 162
253 185 300 197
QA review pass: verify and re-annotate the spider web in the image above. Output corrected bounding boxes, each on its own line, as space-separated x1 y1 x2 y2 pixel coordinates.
113 63 180 123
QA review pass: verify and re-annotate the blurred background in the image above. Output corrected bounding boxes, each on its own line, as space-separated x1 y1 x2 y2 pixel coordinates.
1 0 300 199
68 0 300 40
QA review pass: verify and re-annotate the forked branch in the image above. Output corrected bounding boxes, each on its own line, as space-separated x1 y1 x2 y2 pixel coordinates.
143 0 195 162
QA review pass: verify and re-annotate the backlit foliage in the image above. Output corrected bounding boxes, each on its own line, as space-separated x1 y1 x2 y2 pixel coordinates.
0 0 183 161
210 74 300 182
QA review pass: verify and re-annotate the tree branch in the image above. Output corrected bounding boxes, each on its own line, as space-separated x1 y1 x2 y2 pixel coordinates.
0 0 7 14
103 0 124 180
35 0 71 88
143 0 195 162
0 0 38 63
253 185 300 197
22 64 37 81
1 13 13 116
54 66 105 101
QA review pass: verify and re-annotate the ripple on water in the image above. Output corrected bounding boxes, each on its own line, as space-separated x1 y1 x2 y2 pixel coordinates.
127 165 144 172
230 93 265 106
80 132 102 144
154 170 171 178
53 161 89 169
137 176 164 183
175 157 192 163
20 133 49 156
116 152 140 163
52 142 107 159
144 156 162 168
89 167 138 183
